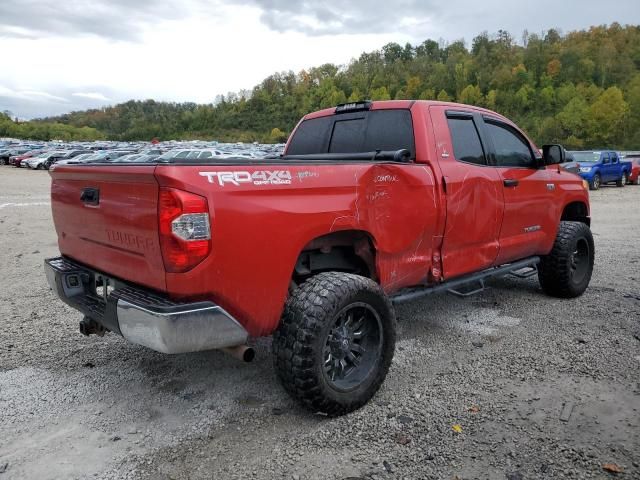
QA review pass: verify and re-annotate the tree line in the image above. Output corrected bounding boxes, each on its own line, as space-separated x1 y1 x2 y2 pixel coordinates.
3 23 640 149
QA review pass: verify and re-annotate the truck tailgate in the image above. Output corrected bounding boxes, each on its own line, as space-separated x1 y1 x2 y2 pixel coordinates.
50 165 166 291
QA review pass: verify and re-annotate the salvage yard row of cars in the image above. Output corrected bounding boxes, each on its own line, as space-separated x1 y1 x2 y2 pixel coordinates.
0 139 286 170
2 139 639 189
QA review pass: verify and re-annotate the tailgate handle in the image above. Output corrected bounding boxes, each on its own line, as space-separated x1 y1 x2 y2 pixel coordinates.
80 187 100 205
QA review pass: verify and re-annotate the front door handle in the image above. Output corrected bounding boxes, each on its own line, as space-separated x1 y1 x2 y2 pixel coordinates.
503 179 519 187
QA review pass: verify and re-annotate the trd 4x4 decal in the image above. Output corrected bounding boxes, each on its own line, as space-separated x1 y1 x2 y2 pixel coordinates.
199 170 292 186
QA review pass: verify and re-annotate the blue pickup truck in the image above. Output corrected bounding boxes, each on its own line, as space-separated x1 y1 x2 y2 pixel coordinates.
571 151 633 190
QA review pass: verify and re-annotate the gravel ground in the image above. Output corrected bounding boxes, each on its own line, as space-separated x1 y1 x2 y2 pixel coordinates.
0 165 639 480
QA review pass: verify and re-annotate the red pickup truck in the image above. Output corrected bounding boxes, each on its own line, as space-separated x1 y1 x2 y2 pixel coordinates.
45 100 594 415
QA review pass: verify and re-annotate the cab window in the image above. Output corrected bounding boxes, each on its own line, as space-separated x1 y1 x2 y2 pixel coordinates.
446 116 486 165
485 120 535 168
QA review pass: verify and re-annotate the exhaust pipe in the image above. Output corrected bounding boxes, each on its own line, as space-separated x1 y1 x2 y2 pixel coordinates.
221 345 255 363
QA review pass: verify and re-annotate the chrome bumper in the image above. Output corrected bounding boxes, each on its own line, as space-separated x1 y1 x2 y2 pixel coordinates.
45 257 248 354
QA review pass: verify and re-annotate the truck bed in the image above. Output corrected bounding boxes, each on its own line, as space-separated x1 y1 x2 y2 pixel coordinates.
49 157 439 335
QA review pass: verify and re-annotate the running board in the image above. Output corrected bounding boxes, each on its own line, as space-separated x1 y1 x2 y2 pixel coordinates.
391 257 540 304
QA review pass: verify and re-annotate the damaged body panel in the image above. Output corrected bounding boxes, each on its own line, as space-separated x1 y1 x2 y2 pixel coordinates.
47 99 591 355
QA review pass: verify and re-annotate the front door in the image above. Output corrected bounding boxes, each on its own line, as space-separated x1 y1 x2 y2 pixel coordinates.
429 106 504 279
480 117 557 264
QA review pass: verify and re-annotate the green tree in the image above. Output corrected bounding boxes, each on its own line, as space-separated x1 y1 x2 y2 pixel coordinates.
370 86 391 100
437 89 452 102
587 87 629 146
458 85 483 105
10 24 638 148
269 128 288 143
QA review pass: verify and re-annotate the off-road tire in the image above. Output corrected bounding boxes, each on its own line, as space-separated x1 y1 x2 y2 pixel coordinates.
273 272 396 416
538 221 594 298
590 173 601 190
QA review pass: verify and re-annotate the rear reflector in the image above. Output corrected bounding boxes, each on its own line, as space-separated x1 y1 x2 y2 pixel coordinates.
159 188 211 273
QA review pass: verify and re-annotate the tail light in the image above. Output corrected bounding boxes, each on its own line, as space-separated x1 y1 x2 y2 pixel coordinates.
159 187 211 273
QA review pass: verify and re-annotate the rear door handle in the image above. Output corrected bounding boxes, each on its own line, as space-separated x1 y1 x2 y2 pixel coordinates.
503 179 519 187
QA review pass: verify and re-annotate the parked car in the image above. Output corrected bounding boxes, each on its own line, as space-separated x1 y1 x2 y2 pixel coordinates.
55 153 96 165
26 151 63 169
45 100 593 416
560 149 580 175
84 150 137 163
32 150 87 169
1 147 31 165
109 153 159 163
10 149 44 166
156 149 225 161
624 154 640 185
571 150 633 190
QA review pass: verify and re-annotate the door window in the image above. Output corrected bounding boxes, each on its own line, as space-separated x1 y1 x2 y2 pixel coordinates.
446 117 486 165
485 121 535 168
602 153 610 164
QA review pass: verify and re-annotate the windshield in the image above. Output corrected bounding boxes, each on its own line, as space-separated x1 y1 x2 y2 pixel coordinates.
571 151 600 162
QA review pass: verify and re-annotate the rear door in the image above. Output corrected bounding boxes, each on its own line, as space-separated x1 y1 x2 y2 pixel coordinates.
480 116 557 264
610 152 621 181
601 152 613 181
430 106 504 279
50 165 166 291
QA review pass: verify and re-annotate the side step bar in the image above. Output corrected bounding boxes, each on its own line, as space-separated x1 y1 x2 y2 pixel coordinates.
391 256 540 304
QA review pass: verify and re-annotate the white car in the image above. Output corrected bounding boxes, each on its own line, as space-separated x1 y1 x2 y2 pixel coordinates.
26 151 62 169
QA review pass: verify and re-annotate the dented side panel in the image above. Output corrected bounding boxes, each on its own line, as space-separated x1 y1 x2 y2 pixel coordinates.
154 162 438 336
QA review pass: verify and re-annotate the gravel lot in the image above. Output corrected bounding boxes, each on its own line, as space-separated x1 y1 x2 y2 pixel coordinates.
1 165 639 480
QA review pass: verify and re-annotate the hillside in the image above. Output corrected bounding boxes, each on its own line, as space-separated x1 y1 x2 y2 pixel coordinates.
2 23 640 148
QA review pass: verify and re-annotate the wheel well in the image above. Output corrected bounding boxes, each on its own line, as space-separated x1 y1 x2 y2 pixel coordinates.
293 231 376 284
561 202 590 226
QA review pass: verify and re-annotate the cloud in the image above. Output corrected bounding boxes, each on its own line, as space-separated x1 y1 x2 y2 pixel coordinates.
1 85 120 118
2 0 640 119
248 0 442 36
0 85 68 102
72 92 111 102
0 0 196 41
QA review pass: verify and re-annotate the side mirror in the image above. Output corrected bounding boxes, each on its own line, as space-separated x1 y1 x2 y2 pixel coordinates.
542 144 565 166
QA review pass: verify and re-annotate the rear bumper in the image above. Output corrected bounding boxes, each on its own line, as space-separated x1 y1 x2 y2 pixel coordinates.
45 256 248 354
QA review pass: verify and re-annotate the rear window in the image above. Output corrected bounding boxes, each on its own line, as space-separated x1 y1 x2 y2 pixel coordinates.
447 117 486 165
287 109 415 159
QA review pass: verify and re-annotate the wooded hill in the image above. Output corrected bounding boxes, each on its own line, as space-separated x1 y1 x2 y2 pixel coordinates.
3 23 640 148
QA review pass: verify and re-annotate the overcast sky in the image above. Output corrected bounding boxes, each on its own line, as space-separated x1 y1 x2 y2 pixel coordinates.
1 0 639 119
